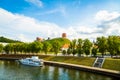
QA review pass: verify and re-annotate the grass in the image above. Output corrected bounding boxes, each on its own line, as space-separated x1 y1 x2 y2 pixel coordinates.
39 55 95 66
103 58 120 71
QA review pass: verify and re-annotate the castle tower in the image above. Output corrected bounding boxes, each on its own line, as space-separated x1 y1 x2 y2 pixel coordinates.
36 37 42 42
62 33 67 38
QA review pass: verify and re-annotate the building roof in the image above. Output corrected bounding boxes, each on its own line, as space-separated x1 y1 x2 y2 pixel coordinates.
61 44 69 48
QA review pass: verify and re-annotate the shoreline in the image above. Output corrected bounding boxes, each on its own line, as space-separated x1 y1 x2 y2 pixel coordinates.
44 60 120 78
0 56 120 78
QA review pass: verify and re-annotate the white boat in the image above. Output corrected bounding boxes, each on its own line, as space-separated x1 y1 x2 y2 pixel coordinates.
19 56 43 66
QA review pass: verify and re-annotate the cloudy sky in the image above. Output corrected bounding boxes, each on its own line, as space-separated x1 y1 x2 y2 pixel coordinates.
0 0 120 42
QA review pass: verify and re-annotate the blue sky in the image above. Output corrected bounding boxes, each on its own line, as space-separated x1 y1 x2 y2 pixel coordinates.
0 0 120 42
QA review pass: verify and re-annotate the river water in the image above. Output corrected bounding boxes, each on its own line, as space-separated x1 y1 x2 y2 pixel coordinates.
0 60 117 80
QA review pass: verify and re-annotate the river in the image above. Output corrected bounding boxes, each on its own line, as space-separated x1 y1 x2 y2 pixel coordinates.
0 60 117 80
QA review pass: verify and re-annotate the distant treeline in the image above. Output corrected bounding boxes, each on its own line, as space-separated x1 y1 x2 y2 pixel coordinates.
0 36 21 43
0 37 71 55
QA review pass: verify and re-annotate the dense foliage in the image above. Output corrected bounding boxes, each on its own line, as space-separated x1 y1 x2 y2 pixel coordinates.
96 36 108 57
42 42 51 55
52 40 61 55
0 44 3 52
83 39 92 56
0 36 21 43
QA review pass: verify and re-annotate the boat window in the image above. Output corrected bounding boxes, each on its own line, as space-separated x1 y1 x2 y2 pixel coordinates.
29 59 33 61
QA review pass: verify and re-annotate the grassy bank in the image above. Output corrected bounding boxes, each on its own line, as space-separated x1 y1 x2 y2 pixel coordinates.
103 58 120 71
0 54 120 71
40 56 120 71
41 56 95 66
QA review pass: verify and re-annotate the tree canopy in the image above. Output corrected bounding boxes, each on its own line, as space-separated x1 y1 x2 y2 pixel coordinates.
96 36 108 57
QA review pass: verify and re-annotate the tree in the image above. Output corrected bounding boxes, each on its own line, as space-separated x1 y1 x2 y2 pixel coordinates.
52 40 61 56
77 48 84 57
3 43 20 54
83 39 92 56
12 43 24 54
113 36 120 56
4 44 11 54
96 36 108 57
72 49 77 56
29 41 43 53
18 43 25 54
107 36 120 57
22 43 30 54
62 50 66 56
43 42 51 55
13 43 18 54
77 39 83 57
69 39 77 56
92 47 98 57
0 44 3 53
67 48 71 55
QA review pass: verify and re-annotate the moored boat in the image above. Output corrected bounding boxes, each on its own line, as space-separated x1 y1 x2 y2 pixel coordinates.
19 56 43 66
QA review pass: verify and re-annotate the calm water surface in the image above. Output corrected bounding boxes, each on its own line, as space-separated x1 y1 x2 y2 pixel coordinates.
0 60 117 80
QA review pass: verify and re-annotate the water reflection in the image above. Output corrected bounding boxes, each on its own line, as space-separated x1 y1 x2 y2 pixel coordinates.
0 60 117 80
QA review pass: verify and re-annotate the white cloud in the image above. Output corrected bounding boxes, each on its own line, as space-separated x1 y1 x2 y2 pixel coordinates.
65 26 102 40
0 8 65 42
95 10 120 22
95 10 120 36
0 8 120 42
0 7 98 41
103 20 120 35
25 0 43 7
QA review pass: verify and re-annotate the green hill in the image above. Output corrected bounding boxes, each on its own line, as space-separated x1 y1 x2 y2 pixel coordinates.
51 37 70 44
0 36 21 43
45 37 71 47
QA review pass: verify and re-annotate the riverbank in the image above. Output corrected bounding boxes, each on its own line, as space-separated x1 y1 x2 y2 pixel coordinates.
40 55 120 71
44 61 120 78
0 54 120 71
0 54 120 77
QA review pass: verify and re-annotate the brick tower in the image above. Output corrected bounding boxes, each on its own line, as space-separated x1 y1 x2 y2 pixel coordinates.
62 33 67 38
36 37 42 42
